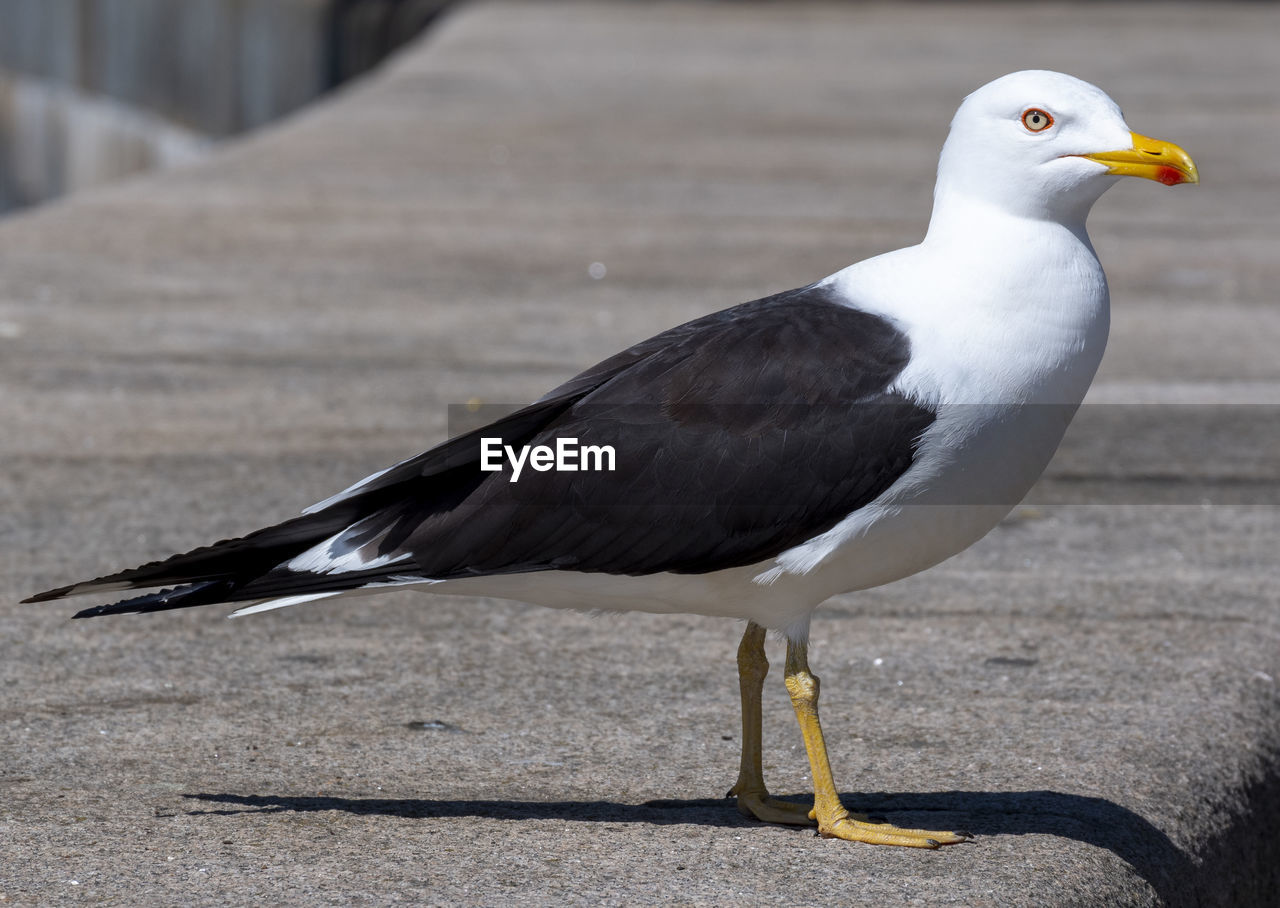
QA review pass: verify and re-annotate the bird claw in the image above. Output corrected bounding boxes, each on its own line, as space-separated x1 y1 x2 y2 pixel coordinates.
818 812 972 848
734 790 970 847
732 788 816 826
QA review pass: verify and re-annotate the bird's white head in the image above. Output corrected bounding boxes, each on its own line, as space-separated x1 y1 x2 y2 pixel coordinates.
933 70 1197 227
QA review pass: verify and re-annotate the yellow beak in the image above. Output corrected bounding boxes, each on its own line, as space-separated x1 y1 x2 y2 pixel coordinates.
1078 132 1199 186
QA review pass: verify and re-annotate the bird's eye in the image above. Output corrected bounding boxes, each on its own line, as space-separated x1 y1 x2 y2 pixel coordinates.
1021 108 1054 132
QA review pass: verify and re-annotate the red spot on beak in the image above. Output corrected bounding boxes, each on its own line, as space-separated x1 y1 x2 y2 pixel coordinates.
1156 165 1185 187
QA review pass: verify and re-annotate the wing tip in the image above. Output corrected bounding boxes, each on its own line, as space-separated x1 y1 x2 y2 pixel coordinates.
24 579 135 606
64 581 224 619
71 602 123 619
23 586 74 604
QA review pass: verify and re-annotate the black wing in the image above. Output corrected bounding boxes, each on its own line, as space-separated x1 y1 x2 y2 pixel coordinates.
27 283 934 616
382 286 933 578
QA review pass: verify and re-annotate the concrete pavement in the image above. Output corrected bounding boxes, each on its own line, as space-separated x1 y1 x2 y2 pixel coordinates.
2 3 1278 904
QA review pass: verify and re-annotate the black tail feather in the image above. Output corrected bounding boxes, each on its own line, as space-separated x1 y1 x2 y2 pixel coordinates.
70 581 233 618
66 564 423 619
22 508 360 605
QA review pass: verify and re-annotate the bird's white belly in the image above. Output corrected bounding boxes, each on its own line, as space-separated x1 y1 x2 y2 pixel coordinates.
806 399 1077 593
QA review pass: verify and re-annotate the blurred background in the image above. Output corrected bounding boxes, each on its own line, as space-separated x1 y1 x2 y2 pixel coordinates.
0 0 450 213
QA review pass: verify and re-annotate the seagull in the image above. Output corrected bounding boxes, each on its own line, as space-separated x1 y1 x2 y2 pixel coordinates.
27 70 1197 848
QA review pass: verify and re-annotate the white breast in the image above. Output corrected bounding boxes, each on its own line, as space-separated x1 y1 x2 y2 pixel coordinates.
761 210 1110 593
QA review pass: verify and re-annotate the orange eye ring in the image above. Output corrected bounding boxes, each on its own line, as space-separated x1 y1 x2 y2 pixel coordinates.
1021 108 1054 132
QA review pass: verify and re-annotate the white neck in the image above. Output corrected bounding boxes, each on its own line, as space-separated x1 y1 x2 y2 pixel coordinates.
828 200 1111 408
924 183 1097 254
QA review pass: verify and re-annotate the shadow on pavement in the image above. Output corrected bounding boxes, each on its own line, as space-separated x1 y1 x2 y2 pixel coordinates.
186 789 1194 901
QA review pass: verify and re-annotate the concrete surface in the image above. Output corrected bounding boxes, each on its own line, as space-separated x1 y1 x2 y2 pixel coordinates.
1 2 1278 904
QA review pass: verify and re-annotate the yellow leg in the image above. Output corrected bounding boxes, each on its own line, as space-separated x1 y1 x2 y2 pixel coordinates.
728 622 813 825
784 639 971 848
